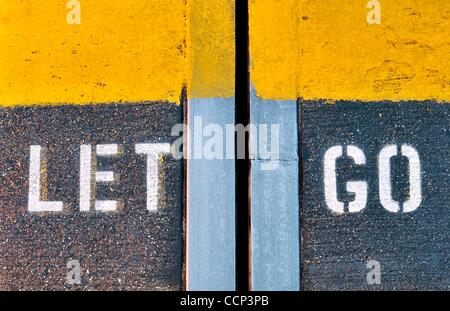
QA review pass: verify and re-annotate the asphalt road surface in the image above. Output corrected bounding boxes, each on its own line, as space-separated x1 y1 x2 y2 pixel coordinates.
301 100 450 290
0 102 184 290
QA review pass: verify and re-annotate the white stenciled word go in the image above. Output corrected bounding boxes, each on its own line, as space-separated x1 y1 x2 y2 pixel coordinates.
324 144 422 214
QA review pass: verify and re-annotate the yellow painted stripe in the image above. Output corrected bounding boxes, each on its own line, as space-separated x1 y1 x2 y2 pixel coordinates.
250 0 450 101
0 0 235 107
249 0 300 100
187 0 235 98
0 0 186 106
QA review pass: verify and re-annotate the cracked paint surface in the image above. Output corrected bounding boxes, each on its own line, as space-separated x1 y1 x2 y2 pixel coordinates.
250 0 450 101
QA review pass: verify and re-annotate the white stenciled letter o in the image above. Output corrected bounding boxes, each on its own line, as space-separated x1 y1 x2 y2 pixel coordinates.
378 144 422 213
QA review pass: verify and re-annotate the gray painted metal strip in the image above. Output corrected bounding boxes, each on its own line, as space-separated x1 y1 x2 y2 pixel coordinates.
187 98 236 291
250 88 300 291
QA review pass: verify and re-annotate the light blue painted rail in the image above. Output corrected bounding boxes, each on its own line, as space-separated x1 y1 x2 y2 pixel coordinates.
250 88 300 291
187 98 236 291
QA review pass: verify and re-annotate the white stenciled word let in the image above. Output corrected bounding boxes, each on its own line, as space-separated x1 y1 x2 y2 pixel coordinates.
28 143 170 213
324 144 422 214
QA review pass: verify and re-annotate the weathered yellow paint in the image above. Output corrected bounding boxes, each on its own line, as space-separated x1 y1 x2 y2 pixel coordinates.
250 0 450 101
0 0 235 106
187 0 235 98
0 0 186 106
249 0 300 100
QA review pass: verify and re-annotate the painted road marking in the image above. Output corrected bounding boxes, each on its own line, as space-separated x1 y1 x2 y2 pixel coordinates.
324 144 422 214
0 0 186 105
28 142 171 213
301 100 449 290
249 0 450 291
1 0 235 291
250 0 450 101
0 103 183 290
0 0 235 106
249 0 450 290
135 143 172 212
187 0 235 99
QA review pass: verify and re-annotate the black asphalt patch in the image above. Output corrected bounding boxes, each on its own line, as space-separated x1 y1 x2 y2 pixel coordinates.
301 101 450 290
0 102 183 290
